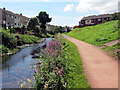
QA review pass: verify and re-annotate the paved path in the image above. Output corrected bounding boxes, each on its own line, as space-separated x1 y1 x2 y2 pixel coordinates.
104 39 120 46
63 34 118 88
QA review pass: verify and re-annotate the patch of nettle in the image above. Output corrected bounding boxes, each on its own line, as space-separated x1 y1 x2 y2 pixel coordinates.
33 38 70 89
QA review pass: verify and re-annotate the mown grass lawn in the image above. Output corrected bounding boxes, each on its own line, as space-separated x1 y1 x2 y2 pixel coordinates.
67 20 119 46
60 35 90 88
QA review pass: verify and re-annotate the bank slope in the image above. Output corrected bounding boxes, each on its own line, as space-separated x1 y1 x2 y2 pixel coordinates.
67 20 119 46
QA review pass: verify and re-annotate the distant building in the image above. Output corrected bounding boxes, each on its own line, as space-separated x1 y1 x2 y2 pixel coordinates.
0 8 29 29
79 14 112 27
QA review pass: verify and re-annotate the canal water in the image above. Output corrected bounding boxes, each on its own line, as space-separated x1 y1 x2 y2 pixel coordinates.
1 38 53 88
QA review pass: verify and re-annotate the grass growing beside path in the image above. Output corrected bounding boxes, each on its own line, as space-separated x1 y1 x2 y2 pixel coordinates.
60 35 90 88
67 20 118 46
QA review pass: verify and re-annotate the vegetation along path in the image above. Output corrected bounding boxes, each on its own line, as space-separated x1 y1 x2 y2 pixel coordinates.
63 34 118 88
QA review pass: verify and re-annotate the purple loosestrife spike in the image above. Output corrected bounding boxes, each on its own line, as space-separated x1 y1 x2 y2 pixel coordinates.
60 72 64 77
34 69 37 73
60 68 64 77
54 67 59 71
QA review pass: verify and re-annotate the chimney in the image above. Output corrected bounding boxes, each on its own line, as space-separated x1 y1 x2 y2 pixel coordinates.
3 7 5 10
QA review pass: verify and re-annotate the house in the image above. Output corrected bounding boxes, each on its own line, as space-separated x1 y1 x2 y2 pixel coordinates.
73 25 80 29
79 14 112 27
0 8 29 29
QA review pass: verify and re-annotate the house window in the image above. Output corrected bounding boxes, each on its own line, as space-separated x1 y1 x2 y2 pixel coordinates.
15 23 16 25
11 15 14 18
98 19 101 21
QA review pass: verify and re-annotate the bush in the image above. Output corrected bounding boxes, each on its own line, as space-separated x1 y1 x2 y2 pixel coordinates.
33 39 68 89
20 35 39 44
0 45 9 53
2 31 17 49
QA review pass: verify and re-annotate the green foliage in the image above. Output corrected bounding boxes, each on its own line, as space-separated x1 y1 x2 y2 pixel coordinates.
34 25 42 37
19 34 40 44
110 12 120 20
0 45 9 53
102 43 120 59
61 36 90 88
48 26 64 35
39 34 47 38
33 35 90 89
27 17 39 30
67 20 118 46
2 31 17 49
37 11 52 35
102 42 120 50
34 39 66 89
1 29 40 50
21 25 27 34
37 11 52 27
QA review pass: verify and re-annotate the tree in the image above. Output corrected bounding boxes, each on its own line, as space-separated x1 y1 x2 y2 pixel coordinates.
34 25 42 37
27 17 39 30
111 12 120 20
37 11 52 34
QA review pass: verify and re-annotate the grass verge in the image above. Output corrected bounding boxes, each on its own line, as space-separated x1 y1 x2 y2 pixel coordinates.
67 20 118 46
60 35 90 88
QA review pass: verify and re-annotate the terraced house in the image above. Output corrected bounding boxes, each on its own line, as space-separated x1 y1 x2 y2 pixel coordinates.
79 14 112 27
0 8 29 29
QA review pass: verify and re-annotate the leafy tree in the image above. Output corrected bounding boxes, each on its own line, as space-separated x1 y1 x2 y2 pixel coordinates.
37 11 52 34
27 17 39 30
111 12 120 20
34 25 42 37
2 31 17 49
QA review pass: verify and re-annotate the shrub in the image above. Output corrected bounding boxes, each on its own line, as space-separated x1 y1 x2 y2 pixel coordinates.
0 45 9 53
33 39 68 89
2 31 17 49
20 35 39 44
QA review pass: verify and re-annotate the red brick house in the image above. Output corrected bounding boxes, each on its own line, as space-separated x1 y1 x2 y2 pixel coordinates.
79 14 112 27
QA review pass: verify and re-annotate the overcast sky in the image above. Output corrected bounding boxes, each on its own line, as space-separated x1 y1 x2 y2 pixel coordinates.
0 0 119 27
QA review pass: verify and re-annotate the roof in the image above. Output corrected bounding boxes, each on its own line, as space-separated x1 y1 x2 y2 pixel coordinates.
0 8 29 20
81 14 112 20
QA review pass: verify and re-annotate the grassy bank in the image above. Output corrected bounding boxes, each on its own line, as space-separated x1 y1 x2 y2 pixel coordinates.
60 35 90 88
67 20 119 46
1 29 40 56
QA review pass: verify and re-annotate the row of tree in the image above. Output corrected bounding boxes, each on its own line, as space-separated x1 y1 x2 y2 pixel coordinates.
8 11 71 37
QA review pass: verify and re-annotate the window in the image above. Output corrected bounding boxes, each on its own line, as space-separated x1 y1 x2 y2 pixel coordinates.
98 19 101 21
15 23 16 25
11 15 14 18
